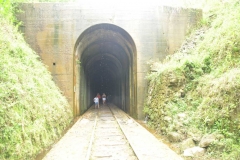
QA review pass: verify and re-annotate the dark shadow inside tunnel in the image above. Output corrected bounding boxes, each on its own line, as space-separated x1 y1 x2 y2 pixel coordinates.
73 23 137 118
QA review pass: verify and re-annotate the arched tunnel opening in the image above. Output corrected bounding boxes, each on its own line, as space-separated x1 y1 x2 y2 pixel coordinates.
73 23 137 118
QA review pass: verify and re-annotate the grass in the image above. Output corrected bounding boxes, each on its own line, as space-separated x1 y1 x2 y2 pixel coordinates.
0 0 73 159
1 0 240 159
144 0 240 159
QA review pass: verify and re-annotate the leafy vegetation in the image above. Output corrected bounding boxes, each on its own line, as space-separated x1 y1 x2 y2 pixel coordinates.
144 0 240 159
0 0 73 159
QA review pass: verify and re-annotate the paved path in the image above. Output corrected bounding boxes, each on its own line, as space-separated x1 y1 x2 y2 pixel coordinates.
43 104 182 160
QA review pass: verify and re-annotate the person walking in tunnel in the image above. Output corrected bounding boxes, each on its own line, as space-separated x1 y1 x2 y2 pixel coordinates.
93 95 99 109
97 93 101 108
102 93 106 105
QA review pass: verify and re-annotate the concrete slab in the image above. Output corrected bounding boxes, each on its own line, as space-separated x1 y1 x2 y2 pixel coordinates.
43 105 182 160
111 104 183 160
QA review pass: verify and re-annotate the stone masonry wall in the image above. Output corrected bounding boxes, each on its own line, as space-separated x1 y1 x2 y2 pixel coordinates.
17 3 201 119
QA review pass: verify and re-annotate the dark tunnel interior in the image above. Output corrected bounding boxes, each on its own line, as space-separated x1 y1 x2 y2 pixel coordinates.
74 23 137 116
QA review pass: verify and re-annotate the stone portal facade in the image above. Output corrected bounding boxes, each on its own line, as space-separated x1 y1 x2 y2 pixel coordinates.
18 3 201 119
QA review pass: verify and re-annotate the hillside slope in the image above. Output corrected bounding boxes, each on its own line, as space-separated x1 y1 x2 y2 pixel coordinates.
144 0 240 159
0 5 73 160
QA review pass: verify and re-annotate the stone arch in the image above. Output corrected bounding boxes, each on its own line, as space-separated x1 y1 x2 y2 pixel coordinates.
73 23 137 117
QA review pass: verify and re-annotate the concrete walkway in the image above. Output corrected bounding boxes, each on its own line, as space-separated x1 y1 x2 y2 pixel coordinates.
43 104 183 160
110 105 182 160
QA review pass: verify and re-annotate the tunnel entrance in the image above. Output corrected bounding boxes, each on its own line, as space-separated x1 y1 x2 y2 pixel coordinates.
73 23 137 118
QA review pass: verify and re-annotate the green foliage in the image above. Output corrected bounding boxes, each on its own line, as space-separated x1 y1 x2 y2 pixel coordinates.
0 0 16 23
0 3 73 159
0 0 76 23
144 0 240 159
16 0 75 2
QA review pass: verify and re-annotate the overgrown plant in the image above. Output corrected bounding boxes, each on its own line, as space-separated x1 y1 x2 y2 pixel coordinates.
144 0 240 159
0 0 73 159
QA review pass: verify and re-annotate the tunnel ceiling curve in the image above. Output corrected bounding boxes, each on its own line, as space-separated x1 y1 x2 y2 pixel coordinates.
74 23 137 112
